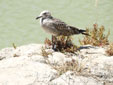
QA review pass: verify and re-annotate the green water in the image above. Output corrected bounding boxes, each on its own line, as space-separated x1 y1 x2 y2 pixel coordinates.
0 0 113 49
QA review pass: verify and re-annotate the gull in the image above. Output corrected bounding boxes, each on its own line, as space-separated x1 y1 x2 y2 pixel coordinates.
36 10 89 37
36 10 89 50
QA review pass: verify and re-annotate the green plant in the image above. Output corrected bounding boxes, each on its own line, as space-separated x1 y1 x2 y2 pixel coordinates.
12 43 17 49
79 24 110 46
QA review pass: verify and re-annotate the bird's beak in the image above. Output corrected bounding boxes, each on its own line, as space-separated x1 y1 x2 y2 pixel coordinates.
36 16 42 20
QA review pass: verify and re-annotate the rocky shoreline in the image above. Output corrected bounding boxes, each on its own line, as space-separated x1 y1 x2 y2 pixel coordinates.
0 44 113 85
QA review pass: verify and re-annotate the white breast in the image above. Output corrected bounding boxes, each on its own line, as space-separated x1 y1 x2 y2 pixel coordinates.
40 18 58 36
41 19 53 25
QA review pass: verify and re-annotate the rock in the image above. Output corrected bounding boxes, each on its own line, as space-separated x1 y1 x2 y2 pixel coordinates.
79 45 113 82
13 44 44 57
0 48 14 60
48 52 67 65
0 44 113 85
50 71 103 85
88 56 113 81
0 44 44 60
0 56 57 85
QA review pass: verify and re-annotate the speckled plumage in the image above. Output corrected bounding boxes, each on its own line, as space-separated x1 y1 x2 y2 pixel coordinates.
36 10 88 36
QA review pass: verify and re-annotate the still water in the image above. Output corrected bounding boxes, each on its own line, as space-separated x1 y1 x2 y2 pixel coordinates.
0 0 113 49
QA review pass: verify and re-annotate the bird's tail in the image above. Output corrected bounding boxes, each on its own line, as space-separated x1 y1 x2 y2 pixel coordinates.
69 26 90 36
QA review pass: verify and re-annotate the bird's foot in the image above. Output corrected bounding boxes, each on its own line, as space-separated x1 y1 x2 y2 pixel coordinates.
52 35 58 51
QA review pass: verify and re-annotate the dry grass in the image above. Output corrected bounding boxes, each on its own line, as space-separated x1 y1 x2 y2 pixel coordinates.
44 36 78 53
106 43 113 56
51 59 84 76
41 47 85 75
41 47 52 58
79 24 110 46
12 43 20 57
12 43 17 49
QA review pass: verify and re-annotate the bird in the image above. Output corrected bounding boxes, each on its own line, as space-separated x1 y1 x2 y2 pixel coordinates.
36 10 89 36
36 10 89 50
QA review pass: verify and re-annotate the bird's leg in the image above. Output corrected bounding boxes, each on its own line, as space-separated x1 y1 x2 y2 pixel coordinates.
52 35 57 50
52 35 54 44
66 36 72 47
66 36 70 43
67 36 69 40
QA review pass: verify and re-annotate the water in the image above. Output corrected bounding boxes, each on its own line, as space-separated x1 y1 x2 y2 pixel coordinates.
0 0 113 49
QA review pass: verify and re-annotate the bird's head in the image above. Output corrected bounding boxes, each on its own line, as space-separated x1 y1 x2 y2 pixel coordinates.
36 10 51 20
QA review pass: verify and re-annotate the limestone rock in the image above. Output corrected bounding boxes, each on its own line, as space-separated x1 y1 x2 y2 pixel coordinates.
0 44 113 85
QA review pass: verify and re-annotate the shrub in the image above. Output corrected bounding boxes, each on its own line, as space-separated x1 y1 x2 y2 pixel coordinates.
44 36 78 53
51 59 84 76
79 24 110 46
106 43 113 56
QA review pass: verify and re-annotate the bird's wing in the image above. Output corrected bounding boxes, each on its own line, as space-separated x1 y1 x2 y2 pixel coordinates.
51 18 81 35
51 18 89 36
51 18 68 31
